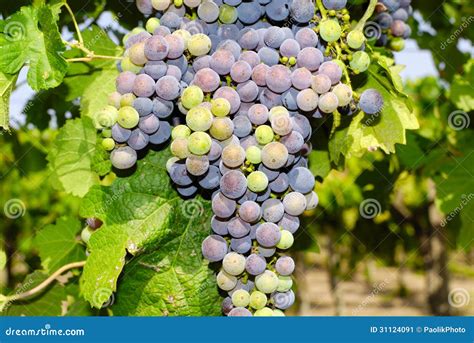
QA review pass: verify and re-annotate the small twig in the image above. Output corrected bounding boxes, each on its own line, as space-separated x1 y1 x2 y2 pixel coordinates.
355 0 378 31
316 0 328 19
3 261 86 303
64 3 84 45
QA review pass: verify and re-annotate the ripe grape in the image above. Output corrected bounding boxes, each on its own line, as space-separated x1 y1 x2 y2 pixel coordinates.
318 61 342 84
248 104 269 125
144 35 169 61
296 88 319 112
291 68 312 90
227 307 252 316
283 191 307 216
236 80 259 103
305 191 319 210
193 67 221 92
269 173 289 194
110 146 138 170
258 47 280 66
261 198 285 223
230 60 252 83
239 51 260 68
232 116 252 138
266 65 292 94
221 144 246 167
256 222 281 248
210 48 235 75
322 0 347 10
311 74 332 94
230 235 252 253
212 192 236 218
288 167 315 194
295 27 318 48
202 235 228 262
273 290 295 310
116 71 136 95
220 170 248 200
280 131 304 154
359 89 384 114
275 256 295 276
128 129 149 150
156 75 181 100
297 47 324 71
186 155 210 176
239 201 261 224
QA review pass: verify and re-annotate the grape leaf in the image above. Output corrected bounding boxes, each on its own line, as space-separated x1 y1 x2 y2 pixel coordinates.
0 5 68 90
0 71 18 129
80 150 221 312
450 61 474 112
47 117 111 197
33 217 86 273
0 249 6 270
434 152 474 250
3 271 67 316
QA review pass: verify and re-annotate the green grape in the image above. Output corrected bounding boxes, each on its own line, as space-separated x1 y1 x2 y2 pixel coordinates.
255 125 274 145
166 157 180 173
129 42 148 65
249 291 267 310
108 92 122 109
96 105 118 128
246 146 262 164
211 98 231 117
332 83 353 107
247 171 269 193
172 125 192 140
346 30 365 49
268 106 289 121
188 132 212 155
289 56 296 66
210 117 234 140
120 93 136 107
217 270 237 291
173 29 191 48
131 27 146 35
273 309 286 316
186 106 213 132
188 34 212 57
102 129 112 138
276 230 294 250
350 51 370 73
232 289 250 307
171 138 190 159
390 38 405 52
255 270 279 293
117 106 140 129
81 227 93 244
146 18 160 34
277 275 293 292
319 19 342 43
182 85 204 109
174 0 183 6
254 307 274 316
121 56 142 74
102 138 116 151
223 252 246 275
219 4 238 24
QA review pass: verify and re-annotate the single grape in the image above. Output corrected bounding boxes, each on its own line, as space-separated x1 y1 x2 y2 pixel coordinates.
256 222 281 248
296 88 319 112
221 144 246 168
186 106 213 132
258 47 280 66
230 235 252 254
272 290 295 310
322 0 347 10
350 51 370 73
346 30 365 49
223 252 246 276
220 170 248 200
359 89 384 114
112 124 132 143
230 60 252 83
111 147 137 170
255 270 279 293
144 35 169 61
181 86 204 110
247 171 269 193
217 270 238 291
232 116 252 138
305 191 319 210
311 74 332 94
186 154 210 176
171 137 190 159
172 125 191 140
239 50 260 68
297 47 323 71
117 106 140 129
188 34 212 57
239 201 261 223
246 146 262 165
102 138 115 151
319 61 343 85
252 63 270 86
276 230 294 249
261 199 285 223
248 104 269 125
128 129 149 150
266 65 292 94
332 83 353 107
211 98 231 117
318 92 339 113
187 132 212 155
212 192 236 218
193 68 221 93
198 1 220 22
236 80 259 103
283 191 307 216
153 97 174 119
213 87 241 114
202 235 228 262
231 289 250 307
156 75 181 101
116 71 137 95
269 173 289 194
275 256 295 276
249 291 267 310
129 41 148 66
210 48 235 75
291 68 312 90
219 4 238 24
254 125 274 145
227 307 252 316
277 275 293 292
169 161 193 186
295 27 318 48
261 142 289 169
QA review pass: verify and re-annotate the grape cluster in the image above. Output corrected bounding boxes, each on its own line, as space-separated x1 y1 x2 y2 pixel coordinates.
372 0 412 51
90 0 400 316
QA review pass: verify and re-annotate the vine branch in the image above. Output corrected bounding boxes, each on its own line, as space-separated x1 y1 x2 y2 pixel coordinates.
3 261 86 304
316 0 327 19
355 0 378 31
64 3 84 45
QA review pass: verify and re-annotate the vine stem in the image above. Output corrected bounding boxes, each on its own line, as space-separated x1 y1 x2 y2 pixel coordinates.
64 3 84 45
3 261 86 303
355 0 378 31
316 0 327 19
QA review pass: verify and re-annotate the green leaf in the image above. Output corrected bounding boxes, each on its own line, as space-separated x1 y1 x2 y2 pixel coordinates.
344 64 419 156
434 152 474 250
0 249 6 270
309 150 332 179
0 71 18 129
450 60 474 112
33 217 86 273
3 271 68 316
47 117 111 197
0 5 68 90
80 149 221 311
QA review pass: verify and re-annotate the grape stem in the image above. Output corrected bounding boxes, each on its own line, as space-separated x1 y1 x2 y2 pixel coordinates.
355 0 378 32
316 0 327 19
1 261 86 304
64 3 84 45
63 40 123 63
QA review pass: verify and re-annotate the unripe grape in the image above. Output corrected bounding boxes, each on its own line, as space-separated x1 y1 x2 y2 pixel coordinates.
146 18 160 33
188 34 212 57
96 105 118 128
319 19 342 43
255 125 274 145
210 117 234 140
246 146 262 164
231 289 250 307
346 30 365 49
81 227 94 244
276 230 294 250
117 106 140 129
247 171 269 193
217 270 237 291
390 37 405 51
173 30 191 49
181 85 204 109
152 0 171 11
129 42 148 66
171 138 190 159
350 51 370 73
249 291 267 310
121 56 142 74
186 106 213 132
255 270 279 293
110 147 137 169
332 83 353 107
223 252 246 276
172 125 191 140
273 309 286 316
254 307 274 316
187 132 212 155
102 138 115 151
219 4 238 24
211 98 231 117
120 93 137 107
277 275 293 292
318 92 339 113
